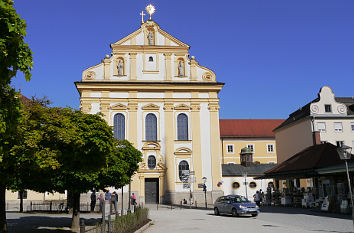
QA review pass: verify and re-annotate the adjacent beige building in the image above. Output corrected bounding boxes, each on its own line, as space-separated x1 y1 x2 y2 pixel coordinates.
274 86 354 163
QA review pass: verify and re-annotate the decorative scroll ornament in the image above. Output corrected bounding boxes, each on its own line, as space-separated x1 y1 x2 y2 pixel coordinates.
202 72 212 81
310 104 319 114
337 104 347 114
84 71 96 80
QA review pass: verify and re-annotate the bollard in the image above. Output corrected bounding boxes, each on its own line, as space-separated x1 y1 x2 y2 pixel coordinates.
101 201 105 233
180 200 182 209
50 201 52 212
171 203 173 210
195 201 197 208
80 219 85 233
108 201 111 233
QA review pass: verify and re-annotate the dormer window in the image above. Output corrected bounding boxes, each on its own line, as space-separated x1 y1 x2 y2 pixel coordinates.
325 104 332 113
149 56 153 62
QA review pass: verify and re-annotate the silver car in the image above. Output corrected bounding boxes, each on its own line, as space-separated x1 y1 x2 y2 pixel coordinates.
214 195 259 217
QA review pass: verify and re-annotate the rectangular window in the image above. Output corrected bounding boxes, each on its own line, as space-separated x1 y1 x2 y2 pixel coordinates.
247 144 255 153
227 144 234 153
325 104 332 113
334 122 343 132
336 141 344 148
351 124 354 132
267 144 274 153
316 122 326 132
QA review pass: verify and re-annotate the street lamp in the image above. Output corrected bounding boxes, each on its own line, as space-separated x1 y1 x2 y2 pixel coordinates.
337 144 353 230
202 177 207 208
242 172 248 199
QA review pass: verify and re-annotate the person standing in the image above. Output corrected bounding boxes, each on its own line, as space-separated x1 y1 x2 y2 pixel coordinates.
105 189 112 200
98 193 104 212
111 191 118 214
253 191 261 206
90 190 96 212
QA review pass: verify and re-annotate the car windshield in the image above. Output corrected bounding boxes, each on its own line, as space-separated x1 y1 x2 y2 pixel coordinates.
230 196 249 203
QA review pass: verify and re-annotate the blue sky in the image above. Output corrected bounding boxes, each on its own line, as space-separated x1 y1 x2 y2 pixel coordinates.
12 0 354 119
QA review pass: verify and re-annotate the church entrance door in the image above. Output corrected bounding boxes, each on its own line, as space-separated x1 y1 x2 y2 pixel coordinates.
145 178 159 204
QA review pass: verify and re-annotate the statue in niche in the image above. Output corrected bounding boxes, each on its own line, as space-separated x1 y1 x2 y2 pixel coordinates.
117 60 123 75
178 60 184 76
147 31 154 45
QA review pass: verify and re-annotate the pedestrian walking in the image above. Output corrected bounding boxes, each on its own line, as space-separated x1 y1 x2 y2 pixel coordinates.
90 190 96 212
131 193 137 211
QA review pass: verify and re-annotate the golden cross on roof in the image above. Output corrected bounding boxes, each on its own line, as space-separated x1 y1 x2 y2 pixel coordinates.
140 11 146 24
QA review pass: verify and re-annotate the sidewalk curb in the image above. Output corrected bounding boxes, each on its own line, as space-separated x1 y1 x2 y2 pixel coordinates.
134 220 153 233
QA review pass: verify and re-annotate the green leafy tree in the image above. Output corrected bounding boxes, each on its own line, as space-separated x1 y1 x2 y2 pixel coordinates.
0 88 23 233
13 101 114 229
97 139 142 191
0 1 33 231
0 0 33 87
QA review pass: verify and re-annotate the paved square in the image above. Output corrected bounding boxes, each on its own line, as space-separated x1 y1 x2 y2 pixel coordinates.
145 205 353 233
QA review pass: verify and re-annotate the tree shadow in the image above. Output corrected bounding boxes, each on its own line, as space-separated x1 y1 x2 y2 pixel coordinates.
7 215 101 233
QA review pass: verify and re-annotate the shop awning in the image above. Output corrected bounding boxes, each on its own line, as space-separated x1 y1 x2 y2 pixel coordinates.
256 143 352 179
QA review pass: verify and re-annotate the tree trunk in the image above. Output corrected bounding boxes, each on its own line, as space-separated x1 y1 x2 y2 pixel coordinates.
67 190 73 214
0 184 7 233
71 192 80 230
19 191 23 213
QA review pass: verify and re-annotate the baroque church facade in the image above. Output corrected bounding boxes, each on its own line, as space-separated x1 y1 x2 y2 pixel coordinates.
75 10 224 204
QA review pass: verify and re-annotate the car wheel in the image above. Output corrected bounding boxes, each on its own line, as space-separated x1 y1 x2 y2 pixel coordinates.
232 208 238 217
252 213 258 217
214 207 220 216
214 207 220 215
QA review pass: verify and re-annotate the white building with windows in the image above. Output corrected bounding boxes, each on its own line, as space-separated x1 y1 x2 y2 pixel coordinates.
75 9 224 205
274 86 354 163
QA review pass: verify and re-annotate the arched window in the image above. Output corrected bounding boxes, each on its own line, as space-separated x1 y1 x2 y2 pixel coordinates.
145 113 157 141
148 56 153 62
178 160 189 181
147 155 156 169
177 113 188 140
113 113 125 140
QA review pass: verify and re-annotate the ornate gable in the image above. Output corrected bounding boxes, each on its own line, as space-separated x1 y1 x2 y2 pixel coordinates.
111 20 190 48
111 103 127 110
174 104 191 111
142 103 160 110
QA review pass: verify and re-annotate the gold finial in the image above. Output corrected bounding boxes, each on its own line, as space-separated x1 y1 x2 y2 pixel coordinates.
140 11 146 24
145 4 155 20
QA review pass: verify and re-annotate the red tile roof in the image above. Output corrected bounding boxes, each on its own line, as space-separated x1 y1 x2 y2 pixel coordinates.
220 119 285 138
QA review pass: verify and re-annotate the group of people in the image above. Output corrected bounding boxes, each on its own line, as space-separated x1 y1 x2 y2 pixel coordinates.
253 189 265 206
90 189 137 213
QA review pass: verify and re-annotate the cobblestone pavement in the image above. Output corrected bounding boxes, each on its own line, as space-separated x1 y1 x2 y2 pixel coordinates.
144 205 353 233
